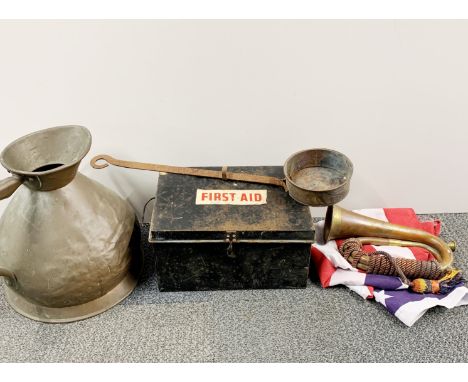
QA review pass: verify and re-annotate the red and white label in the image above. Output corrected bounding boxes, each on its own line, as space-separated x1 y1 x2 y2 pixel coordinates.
196 189 267 205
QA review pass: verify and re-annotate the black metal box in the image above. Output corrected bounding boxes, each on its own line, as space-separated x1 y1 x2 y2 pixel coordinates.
149 166 313 292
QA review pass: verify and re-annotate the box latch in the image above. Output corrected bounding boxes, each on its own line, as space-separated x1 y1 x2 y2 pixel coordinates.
225 231 237 258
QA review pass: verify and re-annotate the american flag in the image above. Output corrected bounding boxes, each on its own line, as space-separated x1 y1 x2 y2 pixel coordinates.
311 208 468 326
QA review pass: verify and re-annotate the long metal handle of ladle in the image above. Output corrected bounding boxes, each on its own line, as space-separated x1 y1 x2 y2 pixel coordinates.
91 154 288 190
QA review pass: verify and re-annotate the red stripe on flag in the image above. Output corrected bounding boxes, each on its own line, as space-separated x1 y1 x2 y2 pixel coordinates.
310 246 335 288
383 208 440 235
383 208 421 228
410 247 434 261
383 208 439 261
420 220 441 235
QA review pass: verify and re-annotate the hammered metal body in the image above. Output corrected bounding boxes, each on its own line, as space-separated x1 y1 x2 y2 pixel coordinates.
0 126 140 323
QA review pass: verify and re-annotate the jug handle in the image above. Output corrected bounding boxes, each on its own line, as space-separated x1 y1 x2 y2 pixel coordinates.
0 176 22 200
0 177 20 285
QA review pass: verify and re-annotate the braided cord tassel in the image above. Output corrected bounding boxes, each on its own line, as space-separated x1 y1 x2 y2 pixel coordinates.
411 269 464 294
338 238 464 294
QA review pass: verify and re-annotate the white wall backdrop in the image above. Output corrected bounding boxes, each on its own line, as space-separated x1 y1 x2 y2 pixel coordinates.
1 20 467 218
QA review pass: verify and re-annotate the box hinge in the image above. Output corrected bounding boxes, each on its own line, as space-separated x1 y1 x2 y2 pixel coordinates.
225 231 237 258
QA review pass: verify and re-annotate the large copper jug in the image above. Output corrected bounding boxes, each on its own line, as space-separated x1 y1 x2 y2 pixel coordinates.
0 126 140 323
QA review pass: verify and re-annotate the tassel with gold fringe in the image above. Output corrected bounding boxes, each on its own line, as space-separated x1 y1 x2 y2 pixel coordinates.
410 269 464 294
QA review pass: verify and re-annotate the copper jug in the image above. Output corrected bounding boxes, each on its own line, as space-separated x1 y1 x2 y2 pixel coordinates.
0 125 140 323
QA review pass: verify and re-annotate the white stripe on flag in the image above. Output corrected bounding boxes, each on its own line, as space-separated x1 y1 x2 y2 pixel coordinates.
348 285 373 299
395 286 468 326
372 245 415 259
329 268 366 286
314 220 326 243
352 208 388 222
313 241 357 271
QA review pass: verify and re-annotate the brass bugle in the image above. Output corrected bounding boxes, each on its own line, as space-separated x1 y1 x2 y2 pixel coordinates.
323 205 455 270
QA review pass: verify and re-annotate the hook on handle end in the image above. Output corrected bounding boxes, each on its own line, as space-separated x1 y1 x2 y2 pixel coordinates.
90 155 111 169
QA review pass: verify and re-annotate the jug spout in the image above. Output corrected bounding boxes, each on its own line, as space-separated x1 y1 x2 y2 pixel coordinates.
0 125 92 193
0 266 16 287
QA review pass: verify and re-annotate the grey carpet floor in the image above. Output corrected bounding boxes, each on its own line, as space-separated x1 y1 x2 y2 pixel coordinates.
1 213 467 362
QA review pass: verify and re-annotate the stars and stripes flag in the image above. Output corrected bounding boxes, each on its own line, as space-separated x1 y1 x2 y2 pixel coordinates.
311 208 468 326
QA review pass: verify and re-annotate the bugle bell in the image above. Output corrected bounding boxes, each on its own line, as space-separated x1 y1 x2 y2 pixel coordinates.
323 205 454 270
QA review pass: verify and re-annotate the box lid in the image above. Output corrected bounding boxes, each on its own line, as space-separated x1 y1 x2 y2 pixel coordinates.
149 166 314 243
